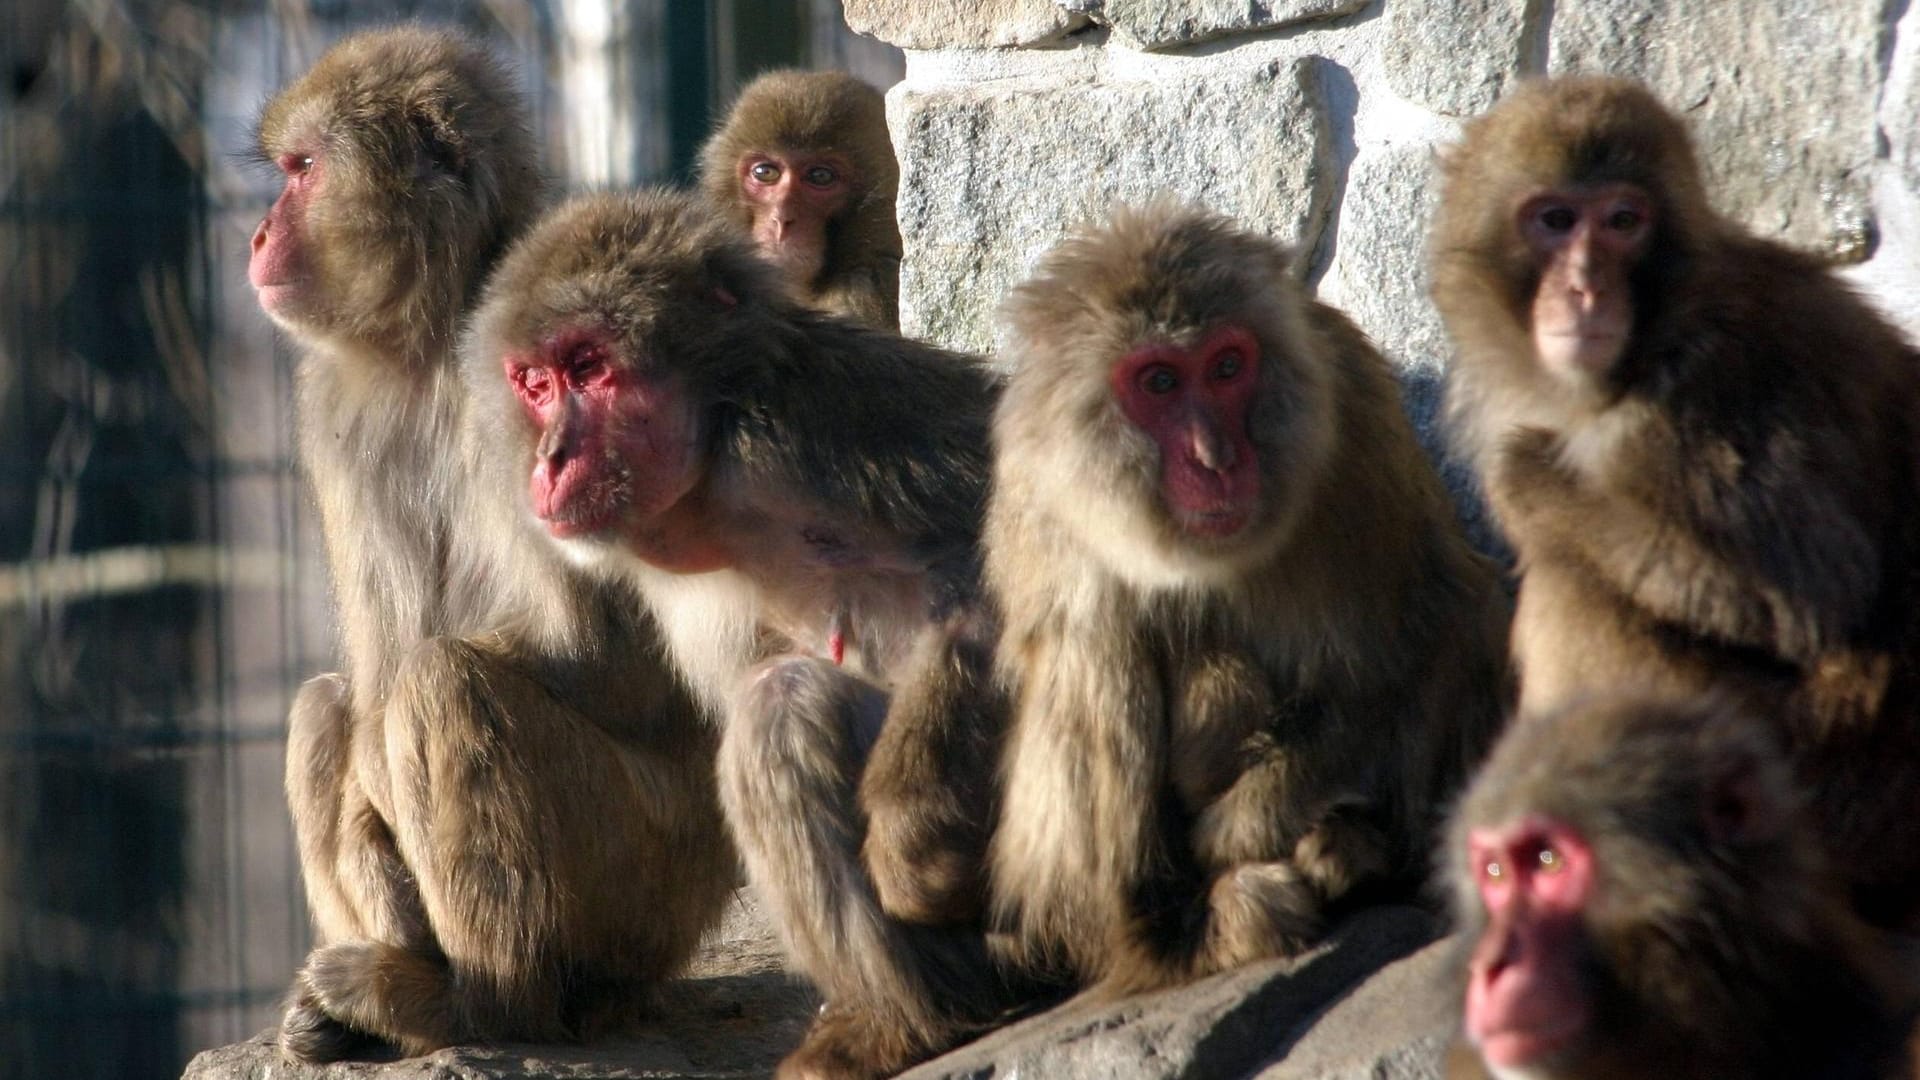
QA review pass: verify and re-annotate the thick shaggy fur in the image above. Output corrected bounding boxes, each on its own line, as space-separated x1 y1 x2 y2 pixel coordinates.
258 28 732 1060
1432 76 1920 929
1446 697 1916 1079
985 203 1511 992
697 69 901 328
463 189 1024 1079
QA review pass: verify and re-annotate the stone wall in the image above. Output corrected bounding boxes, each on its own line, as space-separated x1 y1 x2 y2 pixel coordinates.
846 0 1920 368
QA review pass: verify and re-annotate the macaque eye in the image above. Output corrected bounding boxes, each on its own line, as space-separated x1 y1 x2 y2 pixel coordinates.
749 161 781 184
1484 859 1503 879
1538 206 1577 232
1606 207 1643 231
1139 366 1179 395
278 153 315 177
1536 846 1562 872
1213 350 1244 380
803 164 838 187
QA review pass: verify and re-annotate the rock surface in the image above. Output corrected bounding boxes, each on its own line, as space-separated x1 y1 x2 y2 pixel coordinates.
182 900 1457 1080
1547 0 1885 261
1382 0 1532 117
843 0 1089 50
893 56 1334 353
900 905 1449 1080
1097 0 1370 52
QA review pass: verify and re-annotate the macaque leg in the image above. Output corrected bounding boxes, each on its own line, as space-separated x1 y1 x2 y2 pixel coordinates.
298 636 722 1057
721 656 1003 1080
282 674 435 1062
1186 753 1396 975
860 632 1000 927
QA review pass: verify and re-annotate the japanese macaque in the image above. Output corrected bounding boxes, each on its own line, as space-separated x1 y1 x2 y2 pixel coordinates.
1431 75 1920 929
984 202 1511 994
463 188 1022 1079
250 27 731 1060
1447 696 1918 1080
697 69 901 329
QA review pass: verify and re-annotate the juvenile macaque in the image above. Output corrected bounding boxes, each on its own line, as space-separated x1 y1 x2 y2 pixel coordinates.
1448 696 1917 1080
985 202 1510 993
698 69 901 328
1432 75 1920 929
463 188 1021 1079
251 27 730 1059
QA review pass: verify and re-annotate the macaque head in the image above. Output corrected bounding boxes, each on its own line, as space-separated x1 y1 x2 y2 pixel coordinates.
464 190 779 573
996 203 1335 588
249 26 540 352
1448 696 1824 1079
1433 77 1707 410
698 69 897 294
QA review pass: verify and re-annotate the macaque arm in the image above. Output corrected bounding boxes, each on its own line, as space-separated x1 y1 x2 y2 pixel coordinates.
732 321 994 559
1495 425 1879 662
860 626 1004 925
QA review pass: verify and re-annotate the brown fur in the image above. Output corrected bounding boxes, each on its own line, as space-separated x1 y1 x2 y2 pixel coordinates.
1432 76 1920 929
985 202 1511 993
1446 696 1917 1080
697 69 901 328
462 189 1026 1079
254 28 732 1060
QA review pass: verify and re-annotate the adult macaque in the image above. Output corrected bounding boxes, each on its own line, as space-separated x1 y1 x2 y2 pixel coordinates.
1432 75 1920 929
698 69 901 329
463 188 1020 1079
1447 696 1917 1080
251 27 730 1060
984 203 1510 994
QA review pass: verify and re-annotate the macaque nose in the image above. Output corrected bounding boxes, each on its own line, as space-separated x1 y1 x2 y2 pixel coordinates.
251 219 269 255
1192 417 1236 473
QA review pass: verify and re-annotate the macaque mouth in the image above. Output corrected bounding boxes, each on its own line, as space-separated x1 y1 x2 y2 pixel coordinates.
1472 1011 1586 1069
1175 506 1252 539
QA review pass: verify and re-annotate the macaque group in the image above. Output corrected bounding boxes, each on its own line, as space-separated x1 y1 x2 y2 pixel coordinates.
1432 76 1920 1075
252 25 1920 1080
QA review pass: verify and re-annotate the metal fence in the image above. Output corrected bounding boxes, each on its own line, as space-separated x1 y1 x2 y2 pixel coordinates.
0 4 898 1077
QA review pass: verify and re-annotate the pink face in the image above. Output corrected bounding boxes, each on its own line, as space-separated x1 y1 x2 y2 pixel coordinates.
1521 183 1655 381
1111 325 1263 539
739 151 854 285
248 149 321 318
504 328 703 545
1462 816 1597 1071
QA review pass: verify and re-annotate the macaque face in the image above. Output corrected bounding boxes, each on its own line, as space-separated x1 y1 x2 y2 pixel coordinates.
1110 325 1264 540
249 143 324 324
740 150 855 286
1462 816 1598 1073
1520 183 1654 384
505 328 705 553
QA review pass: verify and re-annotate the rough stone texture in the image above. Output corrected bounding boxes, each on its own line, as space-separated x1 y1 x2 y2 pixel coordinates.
1381 0 1533 117
893 57 1334 353
899 906 1444 1080
1097 0 1370 51
1250 935 1456 1079
1322 142 1449 374
180 891 819 1080
1548 0 1886 260
842 0 1089 49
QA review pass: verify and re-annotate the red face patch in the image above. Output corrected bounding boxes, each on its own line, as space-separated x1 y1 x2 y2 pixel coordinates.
505 328 698 541
1110 325 1263 539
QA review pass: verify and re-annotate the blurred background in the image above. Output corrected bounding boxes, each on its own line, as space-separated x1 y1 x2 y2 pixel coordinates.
0 3 900 1077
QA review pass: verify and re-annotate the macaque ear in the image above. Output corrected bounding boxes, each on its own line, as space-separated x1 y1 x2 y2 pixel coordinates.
410 103 467 179
713 285 739 309
1701 747 1785 847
